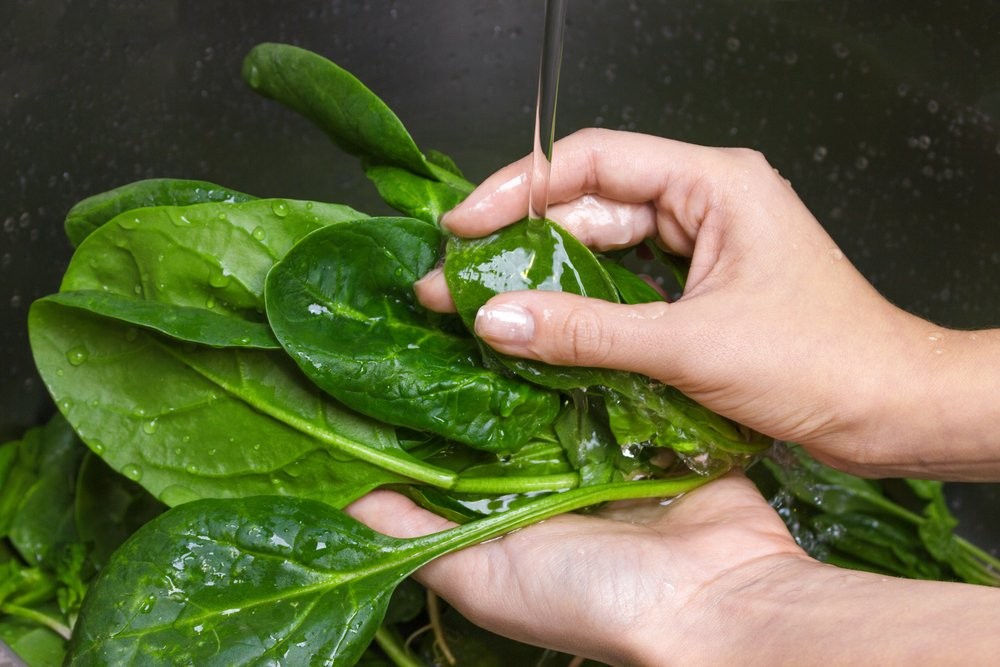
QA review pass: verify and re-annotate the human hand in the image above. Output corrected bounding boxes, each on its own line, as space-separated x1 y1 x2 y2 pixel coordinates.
417 129 1000 480
348 473 808 665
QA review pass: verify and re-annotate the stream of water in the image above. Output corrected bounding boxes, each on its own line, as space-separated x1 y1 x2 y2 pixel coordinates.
528 0 568 222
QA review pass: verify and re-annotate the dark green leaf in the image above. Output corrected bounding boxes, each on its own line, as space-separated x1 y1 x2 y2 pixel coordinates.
67 476 713 665
64 178 255 247
29 300 436 509
265 217 560 453
243 43 438 179
7 416 85 566
600 259 665 304
61 198 367 322
364 165 467 225
42 291 280 349
74 452 165 570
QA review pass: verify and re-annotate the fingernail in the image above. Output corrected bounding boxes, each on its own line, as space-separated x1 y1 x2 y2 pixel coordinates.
475 303 534 344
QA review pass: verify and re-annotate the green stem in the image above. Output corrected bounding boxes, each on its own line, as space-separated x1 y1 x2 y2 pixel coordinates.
0 603 72 640
164 342 458 488
451 472 579 494
373 625 425 667
404 470 722 565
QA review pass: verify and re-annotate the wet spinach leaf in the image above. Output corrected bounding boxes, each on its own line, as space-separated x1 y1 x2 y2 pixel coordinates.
265 217 560 453
61 198 367 323
67 476 713 665
364 165 467 225
29 300 433 509
64 178 255 247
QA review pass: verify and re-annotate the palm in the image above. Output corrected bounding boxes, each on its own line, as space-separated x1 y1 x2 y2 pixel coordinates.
348 473 805 663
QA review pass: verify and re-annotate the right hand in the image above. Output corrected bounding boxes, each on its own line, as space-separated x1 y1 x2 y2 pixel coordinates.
417 129 999 479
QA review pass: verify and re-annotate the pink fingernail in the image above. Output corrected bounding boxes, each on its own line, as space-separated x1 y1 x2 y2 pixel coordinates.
475 303 534 344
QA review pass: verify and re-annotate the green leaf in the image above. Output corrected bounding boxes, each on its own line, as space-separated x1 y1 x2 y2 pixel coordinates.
64 178 255 247
42 291 280 349
600 259 665 304
364 165 467 225
61 198 368 322
28 299 437 509
7 415 85 566
74 452 165 571
265 217 560 453
67 475 713 665
243 43 436 179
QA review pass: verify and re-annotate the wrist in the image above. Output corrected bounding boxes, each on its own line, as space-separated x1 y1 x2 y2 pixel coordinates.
631 554 1000 666
859 319 1000 480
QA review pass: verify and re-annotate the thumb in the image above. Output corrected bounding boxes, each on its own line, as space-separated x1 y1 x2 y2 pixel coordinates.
474 290 681 377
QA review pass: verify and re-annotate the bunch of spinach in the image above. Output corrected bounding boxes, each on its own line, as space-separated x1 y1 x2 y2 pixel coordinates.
13 42 759 665
6 41 994 666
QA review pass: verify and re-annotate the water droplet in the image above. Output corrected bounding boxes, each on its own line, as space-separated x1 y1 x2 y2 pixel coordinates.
118 216 141 230
270 200 290 218
186 464 200 474
66 345 90 366
726 36 741 52
173 214 193 227
121 463 143 481
138 595 156 613
91 440 106 455
142 419 159 435
813 146 828 162
832 42 850 59
208 268 231 288
251 226 266 240
205 296 216 309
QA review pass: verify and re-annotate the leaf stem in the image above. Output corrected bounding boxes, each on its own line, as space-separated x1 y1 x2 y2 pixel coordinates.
451 472 579 494
0 603 72 640
373 624 425 667
404 470 723 565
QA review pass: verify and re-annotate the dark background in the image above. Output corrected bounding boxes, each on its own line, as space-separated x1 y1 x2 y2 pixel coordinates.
2 1 999 544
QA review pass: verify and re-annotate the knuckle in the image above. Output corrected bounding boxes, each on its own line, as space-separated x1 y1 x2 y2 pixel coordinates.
554 305 615 365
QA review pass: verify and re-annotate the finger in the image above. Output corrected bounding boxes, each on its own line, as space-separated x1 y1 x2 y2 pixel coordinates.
414 266 456 313
441 153 533 236
473 289 684 380
345 489 456 539
546 195 657 251
444 128 739 254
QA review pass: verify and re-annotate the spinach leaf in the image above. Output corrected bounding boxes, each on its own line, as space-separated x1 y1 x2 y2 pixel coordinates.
67 475 713 665
61 198 367 324
64 178 255 247
364 164 467 225
5 416 84 566
265 217 561 453
600 259 665 304
242 43 471 193
29 300 437 509
43 291 280 350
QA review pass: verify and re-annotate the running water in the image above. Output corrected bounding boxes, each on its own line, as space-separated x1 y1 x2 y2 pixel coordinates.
528 0 568 222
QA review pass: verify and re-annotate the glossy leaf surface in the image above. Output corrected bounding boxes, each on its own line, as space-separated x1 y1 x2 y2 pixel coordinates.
243 43 435 179
364 164 467 225
29 300 428 509
42 291 280 349
265 217 560 452
61 198 367 321
64 178 255 247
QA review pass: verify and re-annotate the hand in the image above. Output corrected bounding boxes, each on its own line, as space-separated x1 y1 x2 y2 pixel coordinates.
348 473 808 665
418 129 1000 480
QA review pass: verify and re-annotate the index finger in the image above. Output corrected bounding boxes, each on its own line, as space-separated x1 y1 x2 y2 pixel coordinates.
441 128 725 251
